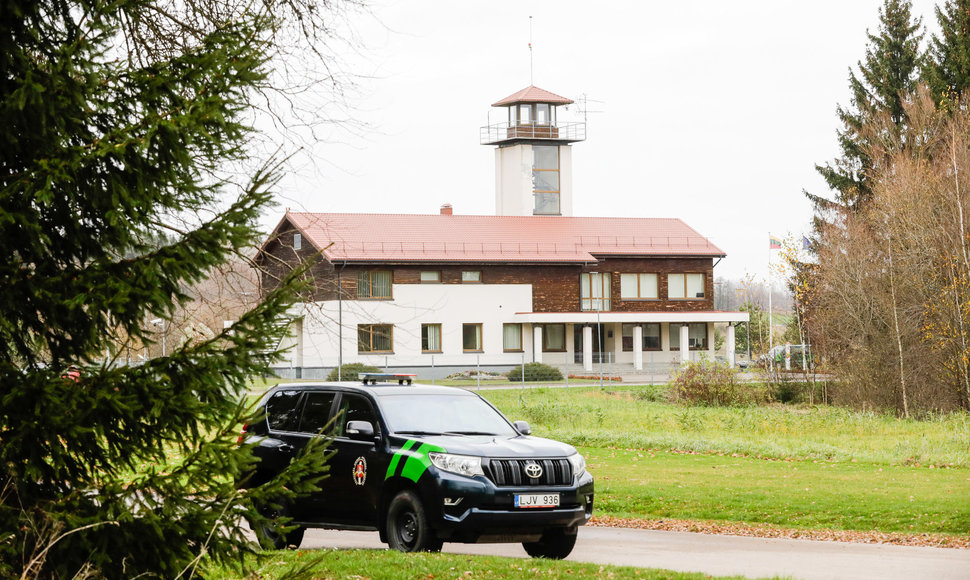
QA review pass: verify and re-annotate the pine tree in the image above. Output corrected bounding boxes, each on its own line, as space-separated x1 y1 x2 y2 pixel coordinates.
926 0 970 105
807 0 924 216
0 0 330 577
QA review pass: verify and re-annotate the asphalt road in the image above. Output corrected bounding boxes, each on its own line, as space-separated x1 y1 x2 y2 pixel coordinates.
302 526 970 580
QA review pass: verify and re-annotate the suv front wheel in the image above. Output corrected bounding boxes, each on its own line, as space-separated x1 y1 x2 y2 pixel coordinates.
386 490 443 552
523 528 577 559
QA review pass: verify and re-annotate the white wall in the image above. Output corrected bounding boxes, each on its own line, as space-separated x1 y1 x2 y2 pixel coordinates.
290 283 534 368
494 143 574 217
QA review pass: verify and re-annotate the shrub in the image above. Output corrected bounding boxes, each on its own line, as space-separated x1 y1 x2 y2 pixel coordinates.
672 359 763 406
506 362 563 382
326 363 380 382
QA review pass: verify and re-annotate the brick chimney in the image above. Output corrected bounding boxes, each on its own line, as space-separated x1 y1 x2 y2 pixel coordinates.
440 203 453 215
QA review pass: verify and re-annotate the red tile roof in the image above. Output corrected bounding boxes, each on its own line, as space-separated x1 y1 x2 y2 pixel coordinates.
492 85 574 107
278 212 725 264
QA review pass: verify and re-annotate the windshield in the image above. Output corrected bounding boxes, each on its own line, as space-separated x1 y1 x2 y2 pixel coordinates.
379 393 518 436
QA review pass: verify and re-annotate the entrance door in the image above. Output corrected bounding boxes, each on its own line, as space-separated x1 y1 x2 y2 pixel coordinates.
573 325 605 364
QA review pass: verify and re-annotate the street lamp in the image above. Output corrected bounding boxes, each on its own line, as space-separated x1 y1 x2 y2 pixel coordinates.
150 318 166 357
590 272 603 388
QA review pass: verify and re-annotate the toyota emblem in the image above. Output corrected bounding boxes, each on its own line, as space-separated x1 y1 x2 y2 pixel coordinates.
524 462 543 479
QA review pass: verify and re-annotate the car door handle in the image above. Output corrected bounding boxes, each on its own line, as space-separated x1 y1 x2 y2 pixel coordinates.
278 443 295 453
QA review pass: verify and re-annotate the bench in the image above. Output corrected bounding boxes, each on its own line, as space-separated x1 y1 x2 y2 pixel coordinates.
358 372 416 385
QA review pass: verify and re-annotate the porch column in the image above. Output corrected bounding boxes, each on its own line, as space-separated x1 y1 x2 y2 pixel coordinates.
533 325 543 364
583 325 593 371
633 324 643 371
680 324 690 365
727 323 736 368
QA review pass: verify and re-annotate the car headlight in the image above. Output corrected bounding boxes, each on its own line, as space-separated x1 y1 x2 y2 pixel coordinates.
567 452 586 479
429 452 484 477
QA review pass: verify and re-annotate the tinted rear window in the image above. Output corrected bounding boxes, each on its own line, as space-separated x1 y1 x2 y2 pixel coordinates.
266 389 302 431
299 391 336 433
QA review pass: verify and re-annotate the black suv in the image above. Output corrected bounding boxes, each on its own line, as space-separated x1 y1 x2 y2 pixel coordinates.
242 382 594 558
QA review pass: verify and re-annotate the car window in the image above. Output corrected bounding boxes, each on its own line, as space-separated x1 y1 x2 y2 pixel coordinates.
334 394 377 437
379 394 517 436
266 389 303 432
299 391 336 434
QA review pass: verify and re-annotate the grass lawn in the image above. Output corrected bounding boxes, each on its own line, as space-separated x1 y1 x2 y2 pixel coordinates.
204 548 768 580
588 447 969 534
478 386 970 536
482 386 970 466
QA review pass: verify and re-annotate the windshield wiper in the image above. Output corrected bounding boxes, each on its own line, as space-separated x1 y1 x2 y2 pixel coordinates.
394 430 443 436
442 431 497 436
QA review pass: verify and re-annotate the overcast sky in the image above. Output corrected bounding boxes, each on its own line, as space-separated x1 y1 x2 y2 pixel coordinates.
268 0 941 282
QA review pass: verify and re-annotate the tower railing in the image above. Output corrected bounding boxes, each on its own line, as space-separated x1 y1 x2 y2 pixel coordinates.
480 121 586 145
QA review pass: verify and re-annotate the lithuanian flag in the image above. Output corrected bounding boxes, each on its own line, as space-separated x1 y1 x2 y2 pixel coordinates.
769 235 782 249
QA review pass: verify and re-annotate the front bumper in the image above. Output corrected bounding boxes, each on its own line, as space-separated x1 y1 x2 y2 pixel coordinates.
426 471 595 543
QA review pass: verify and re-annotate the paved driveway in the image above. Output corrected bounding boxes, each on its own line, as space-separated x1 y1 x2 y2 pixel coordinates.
302 526 970 580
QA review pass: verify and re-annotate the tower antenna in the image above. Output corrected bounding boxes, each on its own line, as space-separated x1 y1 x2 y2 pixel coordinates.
529 15 534 85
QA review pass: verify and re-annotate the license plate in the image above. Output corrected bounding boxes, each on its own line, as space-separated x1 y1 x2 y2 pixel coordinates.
514 493 560 508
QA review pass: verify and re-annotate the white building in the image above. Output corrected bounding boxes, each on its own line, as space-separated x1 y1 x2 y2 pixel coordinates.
257 86 748 377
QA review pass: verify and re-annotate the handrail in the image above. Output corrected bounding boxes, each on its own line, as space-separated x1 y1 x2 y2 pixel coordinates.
480 121 586 144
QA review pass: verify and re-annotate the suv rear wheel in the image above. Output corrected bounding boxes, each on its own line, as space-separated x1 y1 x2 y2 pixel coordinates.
386 490 443 552
523 528 577 559
251 500 306 550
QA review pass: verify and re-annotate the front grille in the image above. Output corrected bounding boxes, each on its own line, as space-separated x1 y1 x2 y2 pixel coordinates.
484 458 572 487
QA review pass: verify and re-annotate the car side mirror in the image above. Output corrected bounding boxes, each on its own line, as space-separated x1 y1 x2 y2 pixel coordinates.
513 420 531 436
346 420 375 440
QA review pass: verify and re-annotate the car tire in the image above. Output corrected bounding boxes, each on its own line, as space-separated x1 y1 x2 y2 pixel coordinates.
523 528 577 559
251 500 306 550
386 490 443 552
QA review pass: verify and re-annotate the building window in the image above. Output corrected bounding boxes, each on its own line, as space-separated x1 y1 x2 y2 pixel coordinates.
532 145 560 215
463 324 483 351
503 323 522 352
620 273 658 299
622 323 662 351
535 103 550 126
542 324 566 352
580 272 611 311
293 233 302 250
669 323 708 350
461 271 482 283
420 271 440 283
668 273 705 300
358 324 393 353
421 324 442 353
358 271 392 299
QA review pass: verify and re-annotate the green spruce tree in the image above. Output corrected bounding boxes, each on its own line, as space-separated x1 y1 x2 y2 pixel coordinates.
0 0 333 577
926 0 970 105
807 0 924 216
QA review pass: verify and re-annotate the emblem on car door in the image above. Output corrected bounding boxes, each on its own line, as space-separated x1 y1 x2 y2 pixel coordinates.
353 456 367 486
524 462 543 479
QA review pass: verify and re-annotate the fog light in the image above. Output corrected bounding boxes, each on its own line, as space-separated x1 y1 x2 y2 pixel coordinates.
443 497 463 506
